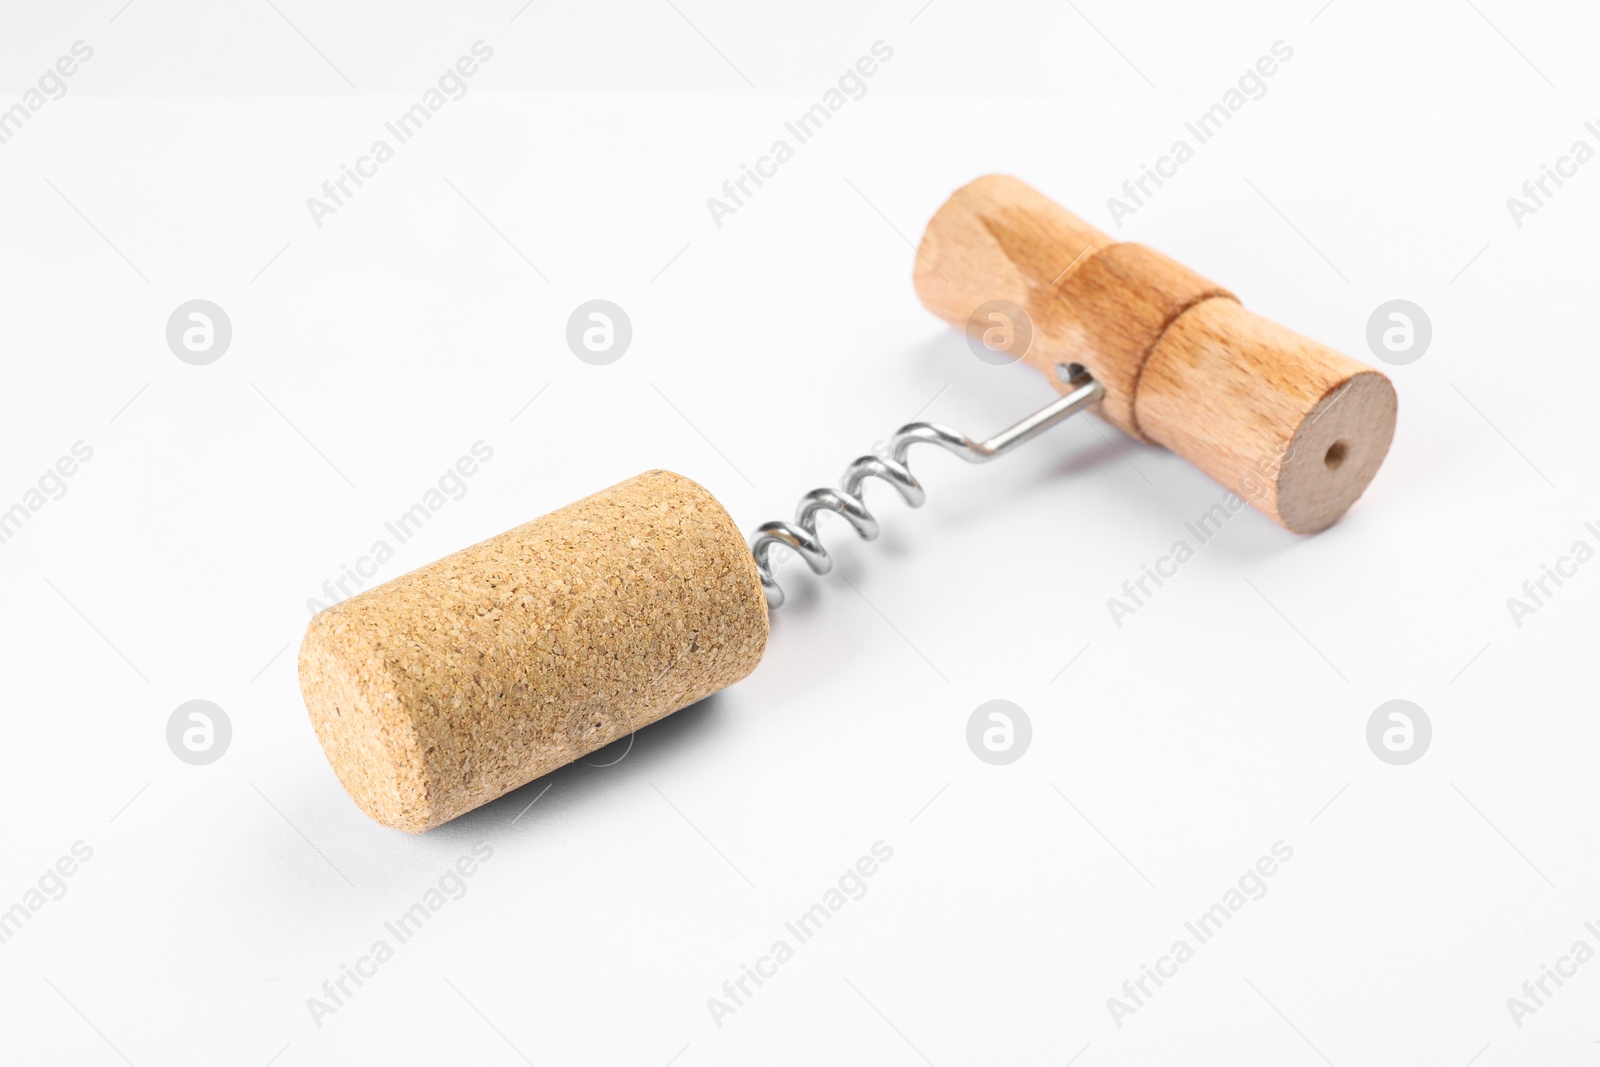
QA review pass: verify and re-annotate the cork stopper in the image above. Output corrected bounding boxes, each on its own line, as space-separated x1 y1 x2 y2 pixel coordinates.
299 470 769 832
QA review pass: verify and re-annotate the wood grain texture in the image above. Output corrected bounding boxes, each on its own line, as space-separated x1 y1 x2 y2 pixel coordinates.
914 175 1396 531
915 174 1113 318
1139 299 1397 532
299 470 769 832
1050 242 1233 439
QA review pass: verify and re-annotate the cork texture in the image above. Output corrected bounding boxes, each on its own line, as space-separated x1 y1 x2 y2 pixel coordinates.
299 470 769 832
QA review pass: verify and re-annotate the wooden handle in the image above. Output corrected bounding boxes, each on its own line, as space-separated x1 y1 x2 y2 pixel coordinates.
914 175 1396 533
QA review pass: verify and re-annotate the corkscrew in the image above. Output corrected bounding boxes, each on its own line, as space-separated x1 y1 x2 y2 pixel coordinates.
749 363 1103 607
299 175 1400 832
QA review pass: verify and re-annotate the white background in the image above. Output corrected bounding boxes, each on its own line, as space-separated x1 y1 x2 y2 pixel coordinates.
1 1 1597 1064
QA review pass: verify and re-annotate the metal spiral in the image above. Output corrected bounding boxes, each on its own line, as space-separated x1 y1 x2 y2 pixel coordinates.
749 366 1104 608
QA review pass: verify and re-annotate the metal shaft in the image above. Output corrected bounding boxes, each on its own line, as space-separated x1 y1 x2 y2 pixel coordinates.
749 365 1105 608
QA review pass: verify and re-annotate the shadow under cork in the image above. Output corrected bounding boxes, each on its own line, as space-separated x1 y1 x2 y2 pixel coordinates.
430 690 730 842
